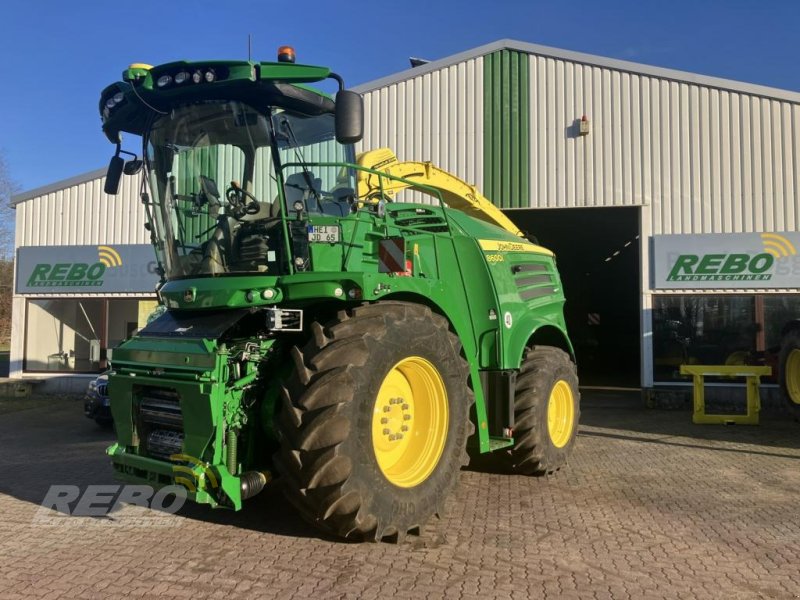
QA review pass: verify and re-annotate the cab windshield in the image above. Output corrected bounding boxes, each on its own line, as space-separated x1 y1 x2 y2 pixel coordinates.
144 100 353 279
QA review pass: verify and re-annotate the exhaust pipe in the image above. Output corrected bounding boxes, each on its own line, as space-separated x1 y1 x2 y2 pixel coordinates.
240 471 271 500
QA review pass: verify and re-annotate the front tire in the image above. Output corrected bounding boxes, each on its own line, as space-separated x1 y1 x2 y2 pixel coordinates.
504 346 580 475
275 301 473 541
778 329 800 419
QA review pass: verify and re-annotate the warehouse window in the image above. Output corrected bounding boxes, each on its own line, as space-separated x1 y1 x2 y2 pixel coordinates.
23 298 158 373
652 294 800 383
762 296 800 349
24 299 105 372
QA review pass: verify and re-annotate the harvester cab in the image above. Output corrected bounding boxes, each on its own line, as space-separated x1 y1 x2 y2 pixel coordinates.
98 47 580 541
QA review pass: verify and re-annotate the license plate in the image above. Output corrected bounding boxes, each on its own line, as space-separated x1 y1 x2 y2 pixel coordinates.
308 225 340 243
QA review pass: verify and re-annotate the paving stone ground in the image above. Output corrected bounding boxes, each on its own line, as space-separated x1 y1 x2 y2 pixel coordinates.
0 392 798 599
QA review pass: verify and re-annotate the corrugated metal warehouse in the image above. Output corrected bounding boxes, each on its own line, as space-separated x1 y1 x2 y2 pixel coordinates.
10 39 800 393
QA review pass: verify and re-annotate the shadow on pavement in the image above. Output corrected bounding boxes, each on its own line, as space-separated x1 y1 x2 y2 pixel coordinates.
0 397 335 542
579 388 800 454
171 486 329 541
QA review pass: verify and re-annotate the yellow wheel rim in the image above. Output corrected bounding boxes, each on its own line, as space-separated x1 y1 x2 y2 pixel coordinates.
787 349 800 405
547 380 575 448
371 356 449 488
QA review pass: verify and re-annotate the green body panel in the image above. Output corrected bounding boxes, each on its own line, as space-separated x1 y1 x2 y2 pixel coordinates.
99 57 573 510
109 336 277 509
483 50 530 209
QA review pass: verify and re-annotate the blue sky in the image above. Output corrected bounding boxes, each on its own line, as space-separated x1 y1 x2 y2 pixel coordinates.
1 0 798 193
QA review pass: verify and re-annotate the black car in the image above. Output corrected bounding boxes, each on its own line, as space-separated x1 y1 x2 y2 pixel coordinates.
84 373 112 427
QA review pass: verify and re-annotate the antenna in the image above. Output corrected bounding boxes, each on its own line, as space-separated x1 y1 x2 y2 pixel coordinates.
248 34 252 61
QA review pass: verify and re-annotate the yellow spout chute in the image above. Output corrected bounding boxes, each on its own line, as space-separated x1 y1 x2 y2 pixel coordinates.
356 148 525 238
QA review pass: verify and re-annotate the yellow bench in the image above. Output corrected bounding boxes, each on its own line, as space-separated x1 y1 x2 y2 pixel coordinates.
679 365 772 425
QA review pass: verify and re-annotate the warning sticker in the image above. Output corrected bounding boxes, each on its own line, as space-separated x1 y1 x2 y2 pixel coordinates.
378 238 406 273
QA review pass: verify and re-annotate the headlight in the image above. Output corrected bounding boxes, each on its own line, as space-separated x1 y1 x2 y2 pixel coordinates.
204 69 216 83
106 93 124 109
192 70 203 83
174 71 190 84
156 74 172 88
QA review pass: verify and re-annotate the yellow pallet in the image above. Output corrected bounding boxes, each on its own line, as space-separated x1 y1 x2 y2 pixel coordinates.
679 365 772 425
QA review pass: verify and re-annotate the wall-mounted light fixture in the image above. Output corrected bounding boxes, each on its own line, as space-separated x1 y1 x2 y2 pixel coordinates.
578 115 590 136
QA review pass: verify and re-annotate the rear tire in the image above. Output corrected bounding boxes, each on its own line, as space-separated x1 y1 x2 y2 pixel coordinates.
778 329 800 419
275 301 473 541
503 346 580 475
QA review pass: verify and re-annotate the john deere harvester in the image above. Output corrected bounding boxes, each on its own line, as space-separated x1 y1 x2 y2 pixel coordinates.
98 47 580 541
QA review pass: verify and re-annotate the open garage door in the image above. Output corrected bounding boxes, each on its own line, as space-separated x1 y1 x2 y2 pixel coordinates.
507 207 641 388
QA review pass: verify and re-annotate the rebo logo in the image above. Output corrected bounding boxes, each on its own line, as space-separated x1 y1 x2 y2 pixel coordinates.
667 253 774 282
26 246 122 288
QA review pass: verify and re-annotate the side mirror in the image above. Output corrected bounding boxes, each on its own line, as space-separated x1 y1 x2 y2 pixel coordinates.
335 90 363 144
104 155 124 195
123 159 143 175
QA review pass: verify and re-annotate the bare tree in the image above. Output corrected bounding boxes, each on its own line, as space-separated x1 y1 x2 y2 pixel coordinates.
0 153 16 259
0 152 18 346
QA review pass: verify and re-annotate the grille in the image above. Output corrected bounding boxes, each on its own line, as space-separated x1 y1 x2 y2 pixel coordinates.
511 262 558 301
388 207 449 232
139 388 182 427
146 429 185 461
137 387 183 460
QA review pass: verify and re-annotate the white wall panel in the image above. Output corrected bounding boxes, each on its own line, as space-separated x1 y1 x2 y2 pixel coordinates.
358 57 484 205
521 55 799 237
15 172 147 249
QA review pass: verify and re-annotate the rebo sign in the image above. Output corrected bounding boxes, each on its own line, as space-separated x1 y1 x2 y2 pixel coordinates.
653 233 800 289
16 245 160 294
